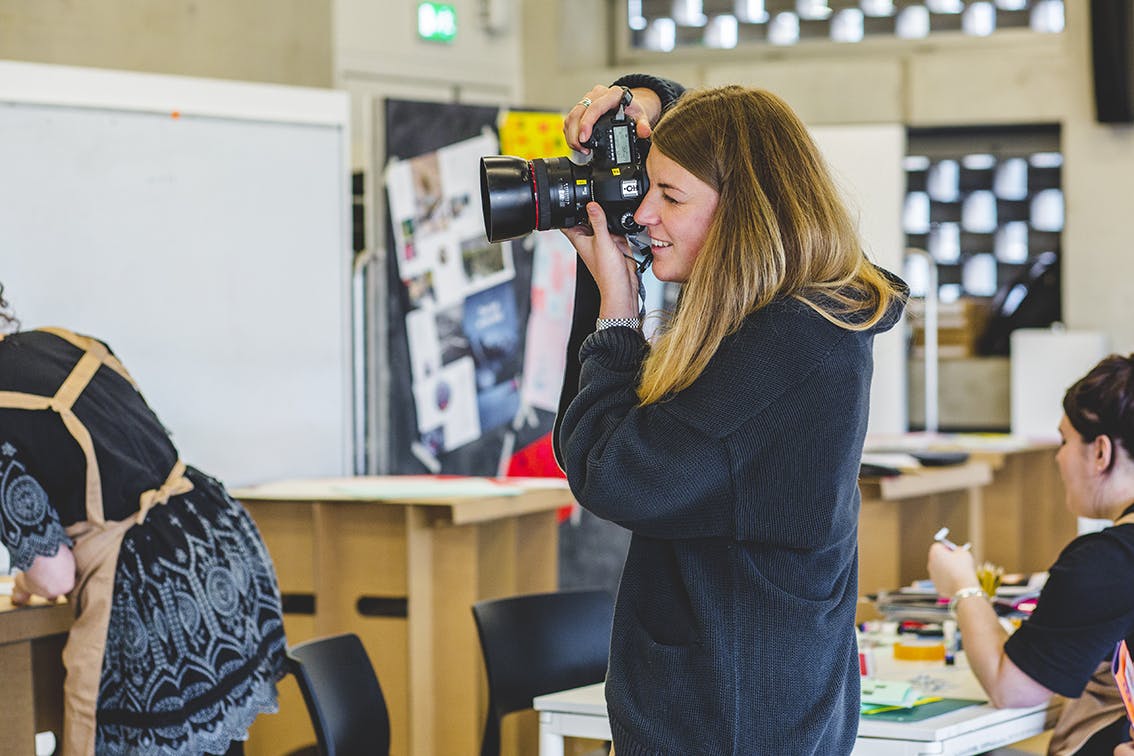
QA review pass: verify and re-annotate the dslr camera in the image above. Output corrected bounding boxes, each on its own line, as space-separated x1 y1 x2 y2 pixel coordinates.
480 93 649 243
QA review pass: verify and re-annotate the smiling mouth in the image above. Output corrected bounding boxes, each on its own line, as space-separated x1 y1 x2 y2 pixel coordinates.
650 239 672 249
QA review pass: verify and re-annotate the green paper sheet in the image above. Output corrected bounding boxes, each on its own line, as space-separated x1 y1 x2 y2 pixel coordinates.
861 697 986 722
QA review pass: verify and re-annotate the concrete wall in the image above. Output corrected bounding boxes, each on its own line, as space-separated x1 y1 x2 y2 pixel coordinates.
2 1 1130 370
519 1 1134 358
0 0 333 87
0 0 524 169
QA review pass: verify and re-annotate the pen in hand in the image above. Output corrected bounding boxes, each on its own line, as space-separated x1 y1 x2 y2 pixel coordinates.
933 527 972 552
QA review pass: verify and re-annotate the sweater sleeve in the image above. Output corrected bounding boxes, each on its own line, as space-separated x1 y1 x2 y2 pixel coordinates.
550 74 685 472
552 257 599 471
612 74 686 112
557 327 735 539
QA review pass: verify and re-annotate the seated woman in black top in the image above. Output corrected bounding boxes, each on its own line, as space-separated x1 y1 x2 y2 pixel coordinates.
929 353 1134 756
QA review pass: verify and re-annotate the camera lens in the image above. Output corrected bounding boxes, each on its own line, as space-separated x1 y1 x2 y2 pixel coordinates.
480 156 594 243
530 157 592 233
480 156 534 243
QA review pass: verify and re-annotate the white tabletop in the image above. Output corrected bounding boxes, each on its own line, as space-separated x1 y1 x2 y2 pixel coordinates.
534 652 1060 756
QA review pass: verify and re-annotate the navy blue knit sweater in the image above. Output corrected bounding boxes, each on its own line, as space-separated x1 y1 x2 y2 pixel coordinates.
557 285 905 755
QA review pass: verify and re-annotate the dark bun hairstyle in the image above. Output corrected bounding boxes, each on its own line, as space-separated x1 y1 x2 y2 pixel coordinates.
1063 353 1134 462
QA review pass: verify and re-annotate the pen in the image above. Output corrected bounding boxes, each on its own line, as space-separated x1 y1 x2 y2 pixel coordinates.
933 527 971 552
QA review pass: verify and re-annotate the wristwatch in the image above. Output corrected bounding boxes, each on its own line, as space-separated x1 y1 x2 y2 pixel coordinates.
595 317 641 331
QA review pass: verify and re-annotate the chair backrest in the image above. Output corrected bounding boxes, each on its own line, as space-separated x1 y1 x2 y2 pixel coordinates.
287 633 391 756
471 589 614 756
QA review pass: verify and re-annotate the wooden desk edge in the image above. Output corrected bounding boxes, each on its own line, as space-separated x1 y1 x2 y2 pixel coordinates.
232 480 575 526
0 601 74 644
860 461 994 500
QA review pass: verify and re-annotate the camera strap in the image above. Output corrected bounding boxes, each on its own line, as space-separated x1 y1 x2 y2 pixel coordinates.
624 235 653 321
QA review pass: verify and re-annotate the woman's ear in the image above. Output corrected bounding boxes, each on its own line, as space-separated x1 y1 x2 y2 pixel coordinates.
1093 433 1115 473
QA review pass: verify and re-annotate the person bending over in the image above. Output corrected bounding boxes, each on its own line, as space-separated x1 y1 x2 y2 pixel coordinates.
0 282 287 755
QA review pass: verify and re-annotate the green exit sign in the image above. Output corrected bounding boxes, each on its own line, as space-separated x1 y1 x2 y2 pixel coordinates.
418 2 457 42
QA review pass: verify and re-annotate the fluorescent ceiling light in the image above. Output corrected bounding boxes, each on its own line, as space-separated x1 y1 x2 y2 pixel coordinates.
644 17 677 50
673 0 708 26
768 12 800 44
1030 0 1064 33
735 0 769 23
962 1 996 36
831 8 864 42
860 0 895 16
896 5 930 38
705 14 739 48
796 0 832 20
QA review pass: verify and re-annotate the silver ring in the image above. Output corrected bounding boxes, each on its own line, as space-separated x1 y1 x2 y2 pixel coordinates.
579 97 592 109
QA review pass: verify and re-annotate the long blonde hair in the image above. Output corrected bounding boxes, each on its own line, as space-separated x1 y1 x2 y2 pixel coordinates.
637 86 902 405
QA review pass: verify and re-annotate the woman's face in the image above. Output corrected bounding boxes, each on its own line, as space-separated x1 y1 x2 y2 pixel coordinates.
632 150 719 283
1056 413 1099 517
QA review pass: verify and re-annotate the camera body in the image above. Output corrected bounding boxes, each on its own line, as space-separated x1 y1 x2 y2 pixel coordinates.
480 105 650 243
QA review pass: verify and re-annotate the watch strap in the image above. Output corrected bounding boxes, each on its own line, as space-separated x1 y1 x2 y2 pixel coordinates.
595 317 641 331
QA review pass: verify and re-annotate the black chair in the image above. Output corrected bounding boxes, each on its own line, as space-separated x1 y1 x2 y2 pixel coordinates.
471 589 614 756
287 633 391 756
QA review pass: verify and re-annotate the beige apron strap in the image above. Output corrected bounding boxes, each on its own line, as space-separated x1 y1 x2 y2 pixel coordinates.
0 333 111 524
0 390 51 411
1048 659 1128 756
1048 513 1134 755
135 460 194 524
0 394 98 518
39 327 137 388
61 518 132 756
0 329 177 754
60 461 193 756
50 351 108 526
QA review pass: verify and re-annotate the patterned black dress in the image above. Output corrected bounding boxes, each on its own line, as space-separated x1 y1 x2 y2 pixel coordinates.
0 329 286 754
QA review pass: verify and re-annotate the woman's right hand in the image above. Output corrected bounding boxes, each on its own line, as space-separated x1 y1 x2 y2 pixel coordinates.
562 203 640 320
927 542 980 598
564 85 662 154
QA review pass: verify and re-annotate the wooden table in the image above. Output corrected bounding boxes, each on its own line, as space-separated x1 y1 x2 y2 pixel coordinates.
865 435 1076 574
232 475 574 756
962 442 1073 574
858 462 993 603
0 581 72 756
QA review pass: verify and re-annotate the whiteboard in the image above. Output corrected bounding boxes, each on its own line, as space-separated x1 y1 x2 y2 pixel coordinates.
0 61 352 486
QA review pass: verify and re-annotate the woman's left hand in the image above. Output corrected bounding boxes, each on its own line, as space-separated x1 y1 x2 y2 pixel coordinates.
564 85 660 154
562 202 640 319
927 542 981 598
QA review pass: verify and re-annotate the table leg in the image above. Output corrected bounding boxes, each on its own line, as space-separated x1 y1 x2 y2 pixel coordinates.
0 640 35 754
539 713 567 756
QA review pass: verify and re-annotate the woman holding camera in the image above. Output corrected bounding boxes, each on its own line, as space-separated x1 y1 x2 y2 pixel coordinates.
0 283 286 755
928 353 1134 756
554 79 907 754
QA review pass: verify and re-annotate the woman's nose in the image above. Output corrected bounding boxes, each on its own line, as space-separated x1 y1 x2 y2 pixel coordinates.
633 194 658 226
